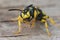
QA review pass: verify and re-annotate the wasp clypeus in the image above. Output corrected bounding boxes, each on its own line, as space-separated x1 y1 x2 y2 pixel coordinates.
8 4 56 36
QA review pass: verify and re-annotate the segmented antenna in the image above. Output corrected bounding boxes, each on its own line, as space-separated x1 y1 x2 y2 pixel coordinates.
8 9 22 11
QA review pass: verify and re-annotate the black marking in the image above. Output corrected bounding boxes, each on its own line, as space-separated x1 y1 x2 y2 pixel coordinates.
8 9 22 11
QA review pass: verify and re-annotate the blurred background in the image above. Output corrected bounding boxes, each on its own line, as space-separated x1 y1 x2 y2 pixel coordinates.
0 0 60 40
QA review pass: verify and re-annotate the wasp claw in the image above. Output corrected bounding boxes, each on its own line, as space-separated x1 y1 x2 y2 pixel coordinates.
48 32 51 37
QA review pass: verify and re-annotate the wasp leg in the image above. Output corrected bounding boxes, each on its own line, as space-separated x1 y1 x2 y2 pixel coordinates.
10 18 18 21
41 19 51 36
23 21 31 28
30 19 35 28
45 22 51 36
24 21 30 25
43 16 56 25
14 15 23 35
49 17 56 25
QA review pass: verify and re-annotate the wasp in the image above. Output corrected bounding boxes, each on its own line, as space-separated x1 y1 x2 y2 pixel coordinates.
8 4 56 36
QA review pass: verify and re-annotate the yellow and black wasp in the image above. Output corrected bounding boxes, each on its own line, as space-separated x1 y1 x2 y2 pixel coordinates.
8 4 56 36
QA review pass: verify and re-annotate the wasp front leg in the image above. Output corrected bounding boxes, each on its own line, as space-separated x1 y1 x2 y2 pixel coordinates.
14 15 23 35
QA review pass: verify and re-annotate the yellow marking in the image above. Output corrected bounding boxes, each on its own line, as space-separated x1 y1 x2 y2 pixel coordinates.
45 22 51 36
27 11 30 17
32 10 37 27
43 16 49 19
41 19 46 22
34 10 37 18
22 13 25 18
42 11 46 15
49 18 56 25
22 12 30 19
23 15 28 18
37 11 40 14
